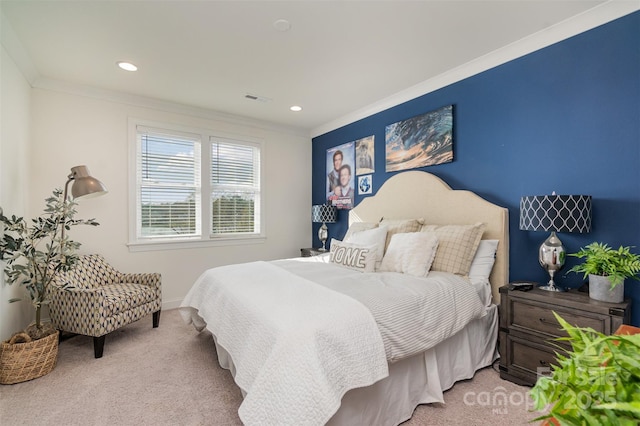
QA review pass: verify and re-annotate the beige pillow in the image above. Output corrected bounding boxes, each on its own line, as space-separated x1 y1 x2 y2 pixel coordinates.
379 232 439 277
379 218 424 252
420 222 486 276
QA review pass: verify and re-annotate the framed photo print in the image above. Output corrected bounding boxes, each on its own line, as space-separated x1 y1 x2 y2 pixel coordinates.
355 135 375 176
358 175 372 195
326 141 355 209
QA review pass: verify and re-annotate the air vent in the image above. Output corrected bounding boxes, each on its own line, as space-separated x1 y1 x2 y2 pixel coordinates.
244 93 272 103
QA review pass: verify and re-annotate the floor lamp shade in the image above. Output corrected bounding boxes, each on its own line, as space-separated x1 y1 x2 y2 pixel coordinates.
519 194 592 291
60 165 107 242
312 204 337 251
69 165 108 199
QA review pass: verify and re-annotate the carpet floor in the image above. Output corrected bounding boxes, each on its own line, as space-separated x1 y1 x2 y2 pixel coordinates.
0 309 540 425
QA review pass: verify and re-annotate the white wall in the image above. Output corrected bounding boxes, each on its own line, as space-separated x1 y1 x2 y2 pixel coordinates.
0 45 33 340
29 88 312 309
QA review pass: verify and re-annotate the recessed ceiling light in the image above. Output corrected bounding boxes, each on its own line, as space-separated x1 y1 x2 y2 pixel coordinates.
290 105 303 112
117 61 138 72
273 19 291 32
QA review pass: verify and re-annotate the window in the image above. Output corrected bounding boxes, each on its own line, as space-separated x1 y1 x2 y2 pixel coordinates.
137 128 201 239
130 122 263 250
211 140 261 236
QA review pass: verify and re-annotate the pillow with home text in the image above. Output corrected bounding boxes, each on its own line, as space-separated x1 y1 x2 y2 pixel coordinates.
329 239 376 272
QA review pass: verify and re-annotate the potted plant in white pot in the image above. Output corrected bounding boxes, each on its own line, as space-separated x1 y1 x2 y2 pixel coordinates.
567 242 640 303
0 189 98 384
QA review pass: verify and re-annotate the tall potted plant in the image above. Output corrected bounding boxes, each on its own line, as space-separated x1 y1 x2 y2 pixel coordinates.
0 189 98 384
567 242 640 303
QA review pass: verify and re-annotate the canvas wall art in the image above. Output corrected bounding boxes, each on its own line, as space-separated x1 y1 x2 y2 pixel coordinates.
385 105 453 172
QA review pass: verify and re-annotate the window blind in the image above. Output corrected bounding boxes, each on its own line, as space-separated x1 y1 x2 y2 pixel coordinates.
211 140 261 235
137 129 201 238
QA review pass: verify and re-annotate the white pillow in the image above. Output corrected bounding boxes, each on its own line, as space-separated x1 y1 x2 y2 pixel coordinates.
468 239 499 281
344 222 379 241
379 232 439 277
344 226 388 270
329 239 377 272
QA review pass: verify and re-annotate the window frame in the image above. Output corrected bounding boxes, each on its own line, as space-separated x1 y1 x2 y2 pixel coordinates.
128 119 265 252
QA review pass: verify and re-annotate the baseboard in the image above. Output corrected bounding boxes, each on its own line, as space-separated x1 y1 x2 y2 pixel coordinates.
162 299 183 311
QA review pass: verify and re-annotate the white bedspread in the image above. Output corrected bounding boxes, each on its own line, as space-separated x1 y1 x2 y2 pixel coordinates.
276 257 487 362
180 261 388 426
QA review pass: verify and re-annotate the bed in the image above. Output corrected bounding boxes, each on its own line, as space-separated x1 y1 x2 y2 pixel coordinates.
180 170 509 426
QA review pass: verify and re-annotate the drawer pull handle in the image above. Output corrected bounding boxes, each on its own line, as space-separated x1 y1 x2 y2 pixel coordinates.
539 360 548 366
539 318 547 323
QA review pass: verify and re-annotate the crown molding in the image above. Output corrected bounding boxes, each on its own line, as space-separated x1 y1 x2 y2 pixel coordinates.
310 1 640 138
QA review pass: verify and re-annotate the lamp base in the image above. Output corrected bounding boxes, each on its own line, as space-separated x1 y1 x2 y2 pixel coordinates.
538 231 566 292
318 222 328 251
538 282 566 292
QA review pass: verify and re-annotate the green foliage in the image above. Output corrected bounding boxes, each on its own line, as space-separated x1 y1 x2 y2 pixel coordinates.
530 312 640 425
139 195 255 236
211 195 255 234
568 242 640 289
0 189 99 330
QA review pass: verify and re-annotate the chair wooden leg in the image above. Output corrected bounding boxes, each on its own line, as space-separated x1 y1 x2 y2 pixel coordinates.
153 310 161 328
94 335 106 358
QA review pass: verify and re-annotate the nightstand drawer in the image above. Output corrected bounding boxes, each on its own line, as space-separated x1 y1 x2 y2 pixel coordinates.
511 300 605 337
503 334 564 386
512 338 557 373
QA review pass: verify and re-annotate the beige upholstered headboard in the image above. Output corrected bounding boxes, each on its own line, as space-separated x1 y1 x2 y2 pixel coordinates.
349 171 509 304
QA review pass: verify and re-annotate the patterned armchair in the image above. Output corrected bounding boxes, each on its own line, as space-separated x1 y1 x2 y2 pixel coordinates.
48 254 161 358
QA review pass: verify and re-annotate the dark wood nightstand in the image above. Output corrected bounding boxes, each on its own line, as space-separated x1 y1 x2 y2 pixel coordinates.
498 284 631 386
300 247 327 257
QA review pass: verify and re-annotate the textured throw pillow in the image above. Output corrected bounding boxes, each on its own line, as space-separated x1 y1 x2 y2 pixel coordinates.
420 222 486 276
343 222 379 241
379 218 424 252
344 226 388 270
329 239 377 272
468 239 499 281
379 232 439 277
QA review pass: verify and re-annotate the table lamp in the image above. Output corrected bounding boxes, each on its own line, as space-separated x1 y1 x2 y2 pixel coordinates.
312 204 337 251
520 194 592 291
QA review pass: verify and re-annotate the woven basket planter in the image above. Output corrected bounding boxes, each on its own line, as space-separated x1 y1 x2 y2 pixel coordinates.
0 330 59 384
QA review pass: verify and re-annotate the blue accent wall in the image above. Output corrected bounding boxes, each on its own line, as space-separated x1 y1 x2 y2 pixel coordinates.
312 12 640 325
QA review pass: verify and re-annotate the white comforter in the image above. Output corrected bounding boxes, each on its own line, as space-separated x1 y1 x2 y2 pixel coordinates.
276 257 487 362
180 257 486 425
180 261 389 426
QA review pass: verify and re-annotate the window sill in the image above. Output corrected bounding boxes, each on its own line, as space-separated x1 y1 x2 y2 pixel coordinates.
127 236 266 252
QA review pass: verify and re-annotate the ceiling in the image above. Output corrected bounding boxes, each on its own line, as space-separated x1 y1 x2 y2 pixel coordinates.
1 0 625 134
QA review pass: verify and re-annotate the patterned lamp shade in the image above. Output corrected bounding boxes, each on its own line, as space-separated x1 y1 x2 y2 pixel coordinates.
312 204 337 224
520 195 592 233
